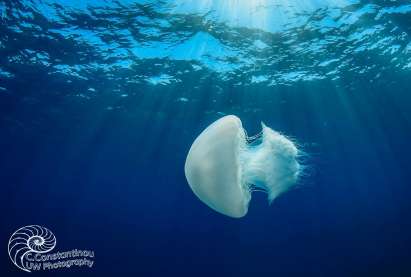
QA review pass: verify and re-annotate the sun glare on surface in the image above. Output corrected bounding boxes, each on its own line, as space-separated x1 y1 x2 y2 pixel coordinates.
171 0 354 33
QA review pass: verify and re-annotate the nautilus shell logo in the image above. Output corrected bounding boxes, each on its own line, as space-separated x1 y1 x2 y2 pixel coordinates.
8 225 56 272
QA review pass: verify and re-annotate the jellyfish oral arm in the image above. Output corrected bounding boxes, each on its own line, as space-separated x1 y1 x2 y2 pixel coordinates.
240 124 300 203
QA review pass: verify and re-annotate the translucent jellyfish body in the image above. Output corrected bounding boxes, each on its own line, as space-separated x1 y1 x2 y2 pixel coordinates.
184 115 301 218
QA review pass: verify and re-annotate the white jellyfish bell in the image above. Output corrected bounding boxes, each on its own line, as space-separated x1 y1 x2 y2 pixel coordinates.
184 115 302 218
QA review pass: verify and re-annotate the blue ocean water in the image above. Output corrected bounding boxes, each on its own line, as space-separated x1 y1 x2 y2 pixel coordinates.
1 0 411 276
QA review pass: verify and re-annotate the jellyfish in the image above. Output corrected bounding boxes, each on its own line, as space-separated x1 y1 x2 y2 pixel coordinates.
184 115 302 218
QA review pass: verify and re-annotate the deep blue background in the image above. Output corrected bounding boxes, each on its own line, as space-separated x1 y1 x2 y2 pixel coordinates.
1 78 411 276
1 0 411 276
